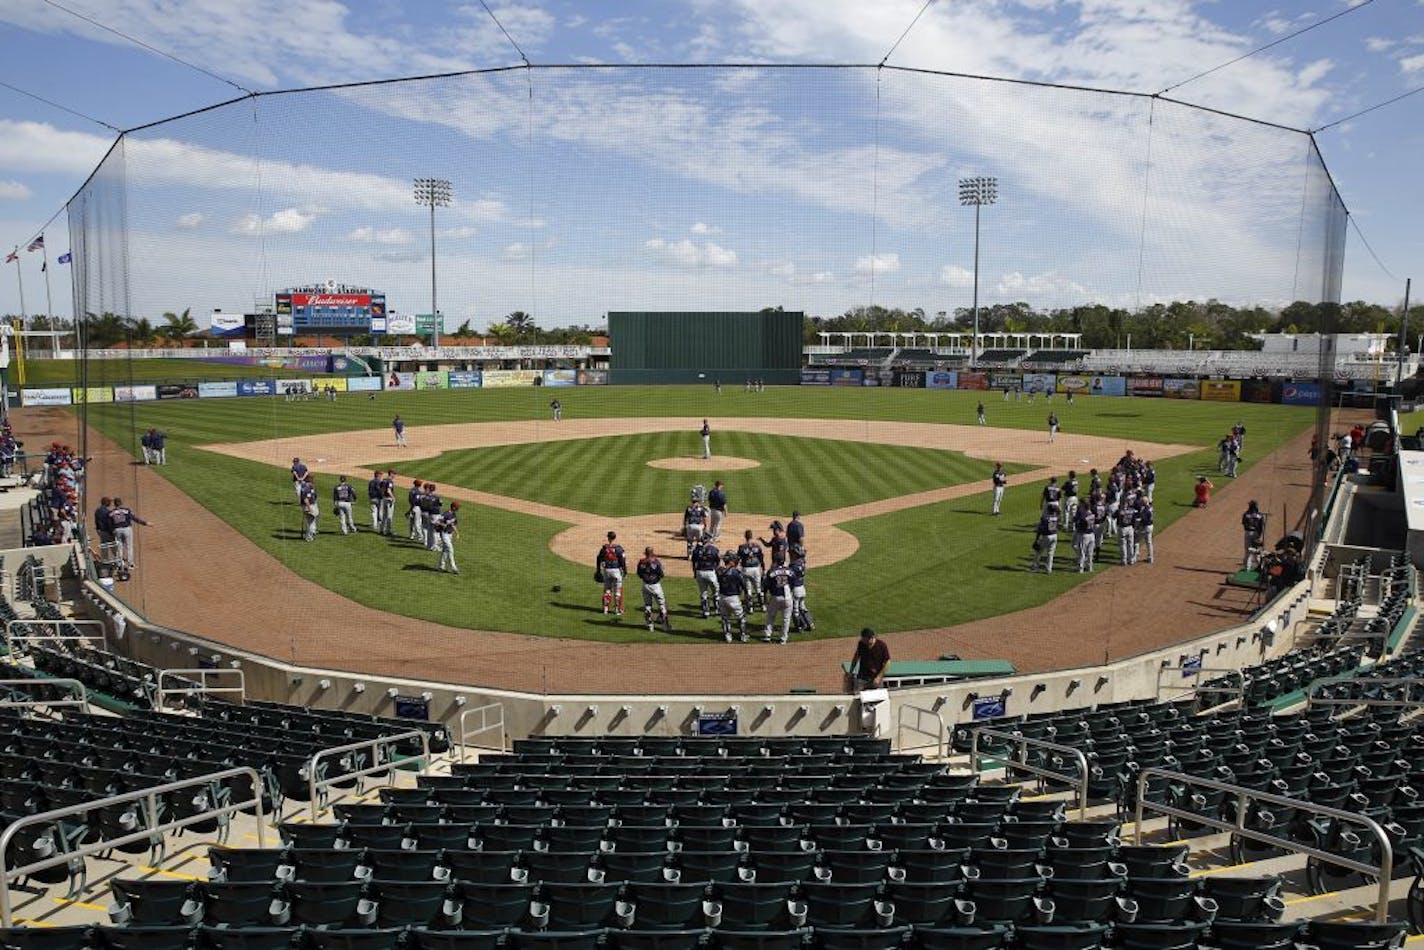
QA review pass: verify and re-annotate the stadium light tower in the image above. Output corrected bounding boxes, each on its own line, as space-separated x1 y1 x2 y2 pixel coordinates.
414 177 453 347
958 176 998 368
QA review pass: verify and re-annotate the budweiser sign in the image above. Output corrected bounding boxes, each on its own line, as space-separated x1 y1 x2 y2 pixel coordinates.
291 293 370 308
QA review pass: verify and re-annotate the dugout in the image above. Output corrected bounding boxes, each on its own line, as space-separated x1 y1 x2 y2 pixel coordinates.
609 311 803 385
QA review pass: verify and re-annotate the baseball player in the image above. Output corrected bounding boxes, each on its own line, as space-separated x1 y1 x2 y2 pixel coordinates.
1118 494 1137 565
1031 503 1060 574
708 480 727 541
991 463 1007 516
333 475 357 535
422 483 443 550
690 536 721 618
436 502 461 573
550 399 562 421
715 551 749 642
737 530 766 612
1040 476 1061 515
290 457 308 501
393 415 407 447
1090 491 1108 562
700 420 711 460
140 430 154 465
107 498 151 571
683 494 709 557
1242 500 1266 568
407 479 426 540
1104 475 1121 538
367 471 384 531
786 512 805 548
976 401 986 426
596 530 628 616
788 543 814 632
379 470 396 534
1137 497 1155 564
760 521 788 565
1063 470 1080 521
762 557 795 644
1073 498 1096 573
1047 412 1059 443
1142 461 1156 502
152 429 167 465
94 497 115 549
299 473 320 542
636 547 671 632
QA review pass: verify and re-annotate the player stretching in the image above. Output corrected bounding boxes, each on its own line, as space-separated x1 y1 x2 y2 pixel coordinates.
763 557 795 644
596 531 627 617
716 551 749 642
637 547 671 632
690 537 721 619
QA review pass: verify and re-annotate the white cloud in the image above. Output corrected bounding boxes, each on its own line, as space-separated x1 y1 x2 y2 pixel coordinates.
347 226 414 245
231 206 317 235
939 264 974 288
440 226 479 239
176 212 205 229
0 120 114 175
769 261 796 280
1402 53 1424 73
690 221 722 234
501 241 531 261
0 180 31 201
854 252 900 275
1298 59 1333 86
375 248 427 264
1365 37 1395 52
811 271 835 283
644 238 738 268
996 270 1088 301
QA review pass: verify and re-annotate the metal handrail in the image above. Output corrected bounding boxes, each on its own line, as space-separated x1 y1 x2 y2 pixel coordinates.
154 668 246 711
0 677 87 711
1306 676 1424 711
895 703 946 760
458 703 507 762
1131 767 1394 924
0 765 265 927
969 727 1090 820
308 730 430 819
4 618 107 653
1156 665 1246 706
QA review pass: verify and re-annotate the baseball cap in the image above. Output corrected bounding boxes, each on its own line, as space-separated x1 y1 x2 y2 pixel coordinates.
859 628 876 640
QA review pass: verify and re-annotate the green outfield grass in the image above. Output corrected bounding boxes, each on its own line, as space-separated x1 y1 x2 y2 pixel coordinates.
404 432 1033 518
16 356 346 386
75 386 1316 642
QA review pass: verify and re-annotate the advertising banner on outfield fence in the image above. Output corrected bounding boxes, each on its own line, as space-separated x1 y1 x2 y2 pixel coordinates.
482 369 540 388
1241 379 1278 403
346 376 382 392
862 375 881 386
955 371 989 391
385 371 415 391
72 386 113 404
278 380 313 397
330 355 359 374
829 368 864 387
577 369 608 385
22 388 72 407
892 370 924 388
414 371 447 390
990 373 1020 391
543 369 577 387
198 381 239 399
1281 380 1324 406
1087 375 1127 396
320 377 348 392
157 383 199 400
236 380 276 397
1199 380 1242 402
925 371 957 389
800 368 832 386
1128 376 1163 397
446 371 483 389
1056 374 1092 394
385 314 417 335
113 384 159 402
1163 378 1200 399
1021 372 1056 395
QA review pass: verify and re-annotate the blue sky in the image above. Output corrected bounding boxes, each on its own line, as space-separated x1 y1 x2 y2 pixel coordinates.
0 0 1420 329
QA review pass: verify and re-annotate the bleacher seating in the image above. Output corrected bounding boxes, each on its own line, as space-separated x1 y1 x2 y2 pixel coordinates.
1021 350 1090 368
822 348 893 365
973 350 1028 367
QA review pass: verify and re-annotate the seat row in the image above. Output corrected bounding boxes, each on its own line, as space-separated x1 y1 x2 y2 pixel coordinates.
508 739 892 759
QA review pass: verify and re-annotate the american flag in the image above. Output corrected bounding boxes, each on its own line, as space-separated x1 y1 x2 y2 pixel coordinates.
4 249 16 264
26 235 44 252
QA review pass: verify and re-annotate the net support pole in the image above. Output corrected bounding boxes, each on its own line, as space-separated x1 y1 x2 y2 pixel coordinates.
1399 278 1412 388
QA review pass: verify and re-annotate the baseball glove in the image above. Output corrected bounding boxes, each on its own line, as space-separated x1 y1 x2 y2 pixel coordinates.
594 567 604 583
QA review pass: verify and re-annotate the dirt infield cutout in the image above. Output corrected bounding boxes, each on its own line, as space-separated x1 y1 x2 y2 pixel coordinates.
647 455 762 471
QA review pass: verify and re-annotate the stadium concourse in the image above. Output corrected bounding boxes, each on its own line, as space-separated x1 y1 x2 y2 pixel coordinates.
9 406 1329 696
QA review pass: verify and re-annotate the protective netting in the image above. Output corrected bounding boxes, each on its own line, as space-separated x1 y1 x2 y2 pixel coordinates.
54 66 1345 694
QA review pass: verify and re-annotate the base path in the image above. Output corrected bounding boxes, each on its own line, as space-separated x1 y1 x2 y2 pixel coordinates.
12 408 1313 695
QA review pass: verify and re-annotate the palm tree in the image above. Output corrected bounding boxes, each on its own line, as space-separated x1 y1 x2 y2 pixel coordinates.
505 311 536 341
161 307 198 343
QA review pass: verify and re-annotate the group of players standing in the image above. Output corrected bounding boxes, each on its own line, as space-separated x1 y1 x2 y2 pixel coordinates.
1017 450 1159 574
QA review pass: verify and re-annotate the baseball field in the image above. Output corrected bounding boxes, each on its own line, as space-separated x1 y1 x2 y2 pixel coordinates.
17 357 347 387
73 384 1316 647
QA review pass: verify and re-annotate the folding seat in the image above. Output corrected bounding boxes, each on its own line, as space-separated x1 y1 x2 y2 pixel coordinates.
801 881 892 929
992 822 1056 853
342 824 405 852
524 850 597 884
302 929 406 950
361 848 444 883
755 790 807 806
675 851 746 883
334 803 390 825
958 877 1050 926
201 881 280 926
842 804 896 825
742 826 810 854
619 804 674 826
746 850 820 884
406 931 506 950
539 881 631 930
1013 923 1111 949
600 850 672 884
208 846 288 883
1302 920 1410 949
1207 920 1302 950
476 822 540 852
909 925 1010 950
275 880 374 928
366 880 452 928
1123 878 1214 924
611 824 674 853
948 802 1007 826
1110 920 1209 949
1197 875 1284 922
1040 845 1118 882
788 803 841 826
728 804 784 827
1043 878 1134 924
560 804 615 827
677 804 731 827
892 849 969 885
285 847 362 884
485 789 542 807
451 881 539 928
1112 844 1188 880
0 926 91 950
90 926 194 950
196 925 304 949
936 823 997 852
379 786 431 806
873 824 935 853
543 824 607 853
676 826 738 853
623 881 711 929
808 824 873 853
706 881 804 930
107 878 201 926
278 821 342 851
1051 821 1118 849
897 803 954 825
819 850 893 885
967 848 1039 880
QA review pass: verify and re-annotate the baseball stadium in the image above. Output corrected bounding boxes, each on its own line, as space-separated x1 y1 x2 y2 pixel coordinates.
0 12 1423 949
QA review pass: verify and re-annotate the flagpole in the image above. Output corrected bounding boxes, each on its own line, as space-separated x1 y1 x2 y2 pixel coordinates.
40 242 53 356
9 248 24 324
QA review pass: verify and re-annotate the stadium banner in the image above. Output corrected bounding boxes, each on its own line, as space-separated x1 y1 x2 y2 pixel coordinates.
278 379 313 396
157 383 199 400
925 370 957 390
1021 372 1056 395
369 317 387 334
971 696 1007 720
385 314 417 335
235 380 276 397
1241 379 1278 404
71 386 113 404
447 370 483 389
1199 379 1242 402
414 371 447 390
1087 375 1127 396
385 371 416 391
1163 378 1199 399
483 369 541 388
346 375 382 392
113 384 159 402
800 368 832 386
1128 376 1163 397
1281 380 1324 406
577 368 609 385
543 369 578 387
210 311 244 337
22 388 72 407
1056 374 1092 394
320 377 348 392
197 381 239 399
330 355 360 373
829 368 864 387
861 376 881 387
892 370 924 388
989 373 1020 390
955 371 989 391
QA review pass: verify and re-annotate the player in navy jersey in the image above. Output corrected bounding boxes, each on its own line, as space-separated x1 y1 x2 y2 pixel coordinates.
690 537 721 618
762 559 795 644
333 475 357 535
715 551 748 642
737 530 766 612
596 531 628 616
636 547 671 632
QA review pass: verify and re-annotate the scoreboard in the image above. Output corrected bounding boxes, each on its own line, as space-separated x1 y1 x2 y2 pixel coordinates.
276 284 387 330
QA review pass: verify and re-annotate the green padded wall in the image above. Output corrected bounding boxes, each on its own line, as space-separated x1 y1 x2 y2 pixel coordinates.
609 311 803 385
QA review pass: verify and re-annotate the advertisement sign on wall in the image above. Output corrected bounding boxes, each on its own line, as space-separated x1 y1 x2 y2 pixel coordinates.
577 369 609 386
385 314 417 335
22 388 72 407
414 371 447 390
157 383 199 400
1163 378 1200 400
482 369 541 388
892 370 924 388
198 381 239 399
1281 380 1324 406
801 368 831 386
1128 376 1163 397
543 369 577 387
385 372 415 391
1241 379 1278 404
1087 375 1127 396
320 377 348 392
1056 374 1092 394
278 379 312 397
971 696 1007 720
925 371 957 390
1199 379 1242 402
1021 373 1057 395
446 371 483 389
829 368 864 387
346 376 381 392
113 384 159 402
210 311 245 337
72 387 113 404
955 371 989 391
236 380 276 397
861 376 881 386
989 373 1020 391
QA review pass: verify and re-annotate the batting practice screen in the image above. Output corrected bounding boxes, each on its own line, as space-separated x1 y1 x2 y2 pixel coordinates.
609 311 804 385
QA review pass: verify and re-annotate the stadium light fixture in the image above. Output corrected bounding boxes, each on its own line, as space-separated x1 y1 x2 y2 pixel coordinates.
958 176 998 368
414 177 453 346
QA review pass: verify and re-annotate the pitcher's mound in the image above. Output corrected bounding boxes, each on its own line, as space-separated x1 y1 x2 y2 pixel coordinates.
647 456 761 471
